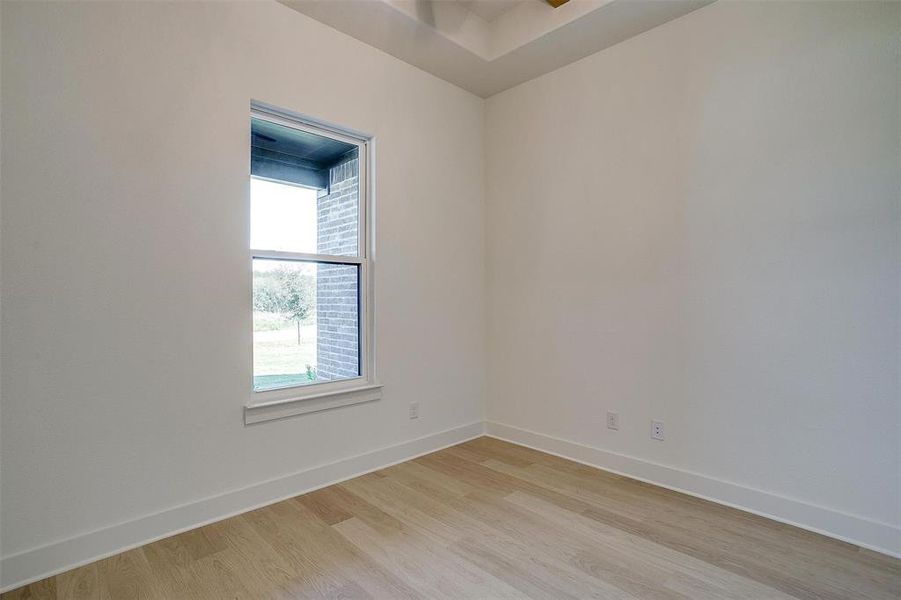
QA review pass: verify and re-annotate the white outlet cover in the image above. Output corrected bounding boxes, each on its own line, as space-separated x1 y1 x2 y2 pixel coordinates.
606 411 619 430
409 402 419 419
651 420 664 440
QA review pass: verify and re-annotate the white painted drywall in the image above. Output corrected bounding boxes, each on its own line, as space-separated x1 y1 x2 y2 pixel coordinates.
3 0 900 586
485 0 900 535
0 0 485 563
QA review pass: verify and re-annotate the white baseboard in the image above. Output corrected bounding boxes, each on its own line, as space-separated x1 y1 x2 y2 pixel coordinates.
0 421 486 592
4 419 897 592
485 421 900 559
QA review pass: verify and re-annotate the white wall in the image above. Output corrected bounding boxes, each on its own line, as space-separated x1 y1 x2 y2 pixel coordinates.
485 0 899 551
3 0 900 589
0 0 485 582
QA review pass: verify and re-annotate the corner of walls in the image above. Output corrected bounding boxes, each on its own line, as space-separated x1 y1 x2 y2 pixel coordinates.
478 94 491 426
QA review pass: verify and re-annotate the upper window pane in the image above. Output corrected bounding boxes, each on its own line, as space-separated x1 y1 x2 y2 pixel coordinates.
251 118 359 256
251 178 317 253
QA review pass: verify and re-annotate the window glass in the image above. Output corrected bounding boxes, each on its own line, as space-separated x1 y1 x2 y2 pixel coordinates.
252 259 360 391
251 118 359 256
250 113 366 394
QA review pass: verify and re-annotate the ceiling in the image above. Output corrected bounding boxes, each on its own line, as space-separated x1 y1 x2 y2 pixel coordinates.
280 0 714 98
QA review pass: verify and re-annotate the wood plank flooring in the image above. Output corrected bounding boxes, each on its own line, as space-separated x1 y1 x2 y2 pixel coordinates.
4 437 899 599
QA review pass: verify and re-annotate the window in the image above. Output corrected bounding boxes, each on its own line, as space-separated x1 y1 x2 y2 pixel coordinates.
246 104 378 423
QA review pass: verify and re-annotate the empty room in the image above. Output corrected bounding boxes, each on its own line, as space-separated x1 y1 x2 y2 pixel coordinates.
1 0 898 598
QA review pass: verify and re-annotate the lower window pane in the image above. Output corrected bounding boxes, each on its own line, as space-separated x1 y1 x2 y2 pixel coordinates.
253 259 360 391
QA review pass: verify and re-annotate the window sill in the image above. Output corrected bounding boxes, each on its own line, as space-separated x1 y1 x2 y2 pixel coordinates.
244 383 382 425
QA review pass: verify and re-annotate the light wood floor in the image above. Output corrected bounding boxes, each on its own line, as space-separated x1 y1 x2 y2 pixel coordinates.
4 437 899 599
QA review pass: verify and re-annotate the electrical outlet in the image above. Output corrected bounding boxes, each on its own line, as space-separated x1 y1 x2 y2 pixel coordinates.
651 420 664 441
409 402 419 419
606 411 619 430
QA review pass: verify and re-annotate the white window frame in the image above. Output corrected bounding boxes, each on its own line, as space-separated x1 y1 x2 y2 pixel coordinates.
245 102 379 425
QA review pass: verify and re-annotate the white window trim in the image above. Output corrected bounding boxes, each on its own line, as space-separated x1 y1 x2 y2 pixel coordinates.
245 102 379 425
